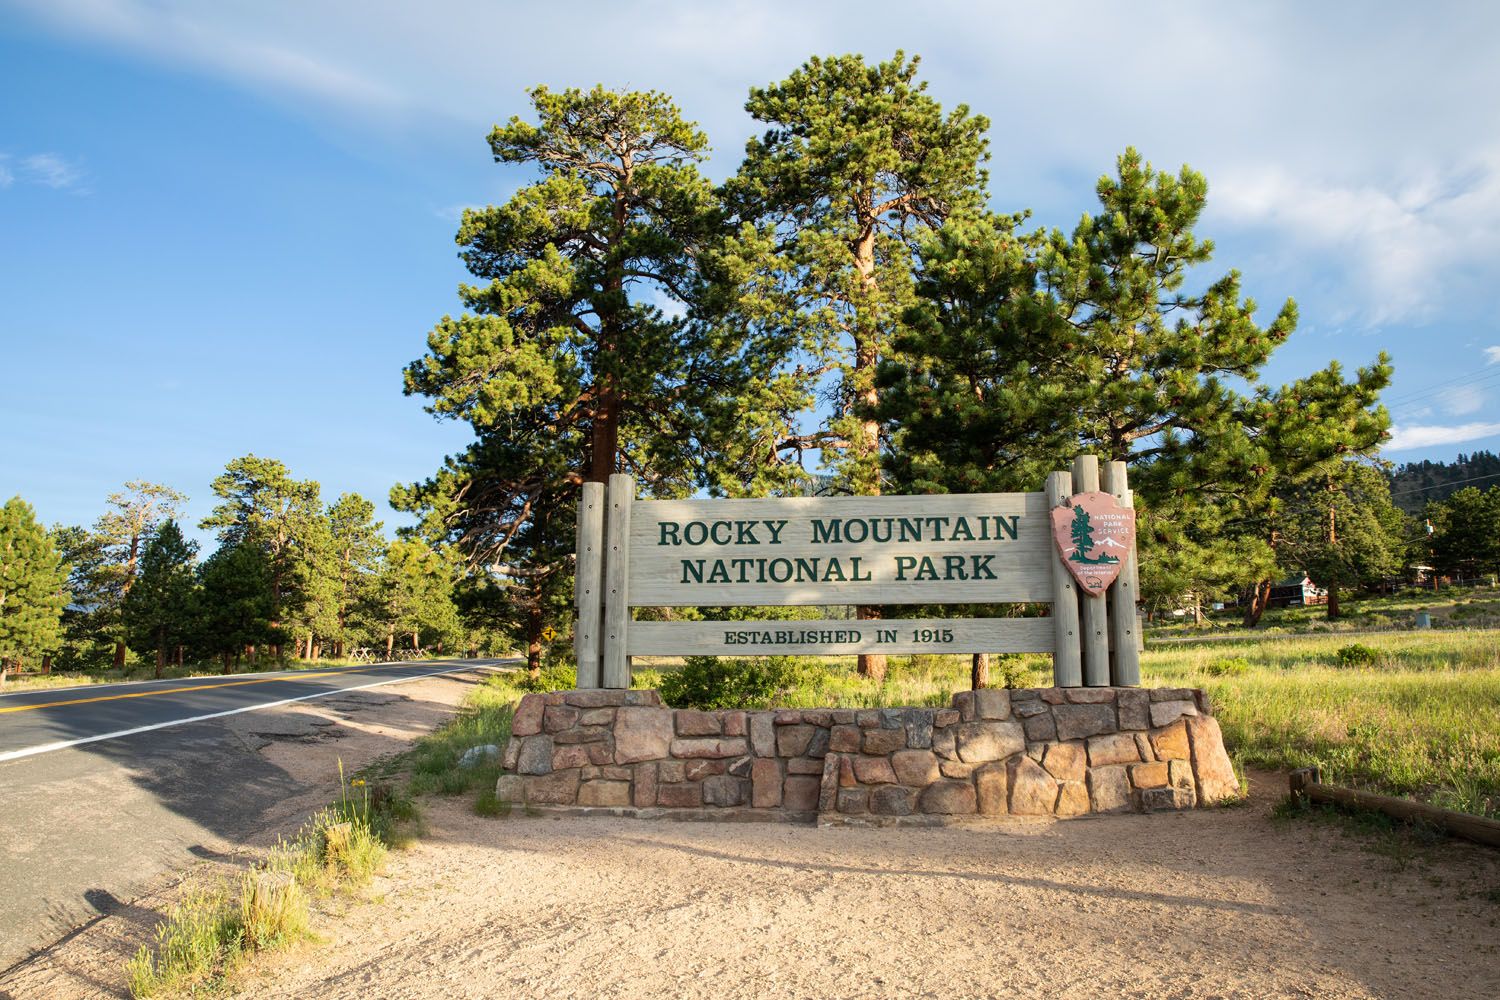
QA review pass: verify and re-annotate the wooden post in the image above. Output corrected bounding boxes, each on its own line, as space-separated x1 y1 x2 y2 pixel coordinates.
1045 471 1083 687
1071 455 1110 687
601 474 634 689
1102 460 1141 687
574 482 605 689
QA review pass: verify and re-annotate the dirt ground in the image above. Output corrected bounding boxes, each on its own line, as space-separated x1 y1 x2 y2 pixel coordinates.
6 686 1500 999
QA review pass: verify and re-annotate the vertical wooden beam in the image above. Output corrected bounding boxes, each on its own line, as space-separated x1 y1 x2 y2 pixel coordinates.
1102 460 1141 687
573 481 605 689
601 474 634 689
1045 471 1082 687
1071 455 1111 686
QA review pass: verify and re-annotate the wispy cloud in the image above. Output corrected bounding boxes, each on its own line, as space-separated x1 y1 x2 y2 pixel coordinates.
22 153 87 190
1214 151 1500 326
1444 385 1486 417
0 151 89 192
1485 346 1500 365
1386 421 1500 452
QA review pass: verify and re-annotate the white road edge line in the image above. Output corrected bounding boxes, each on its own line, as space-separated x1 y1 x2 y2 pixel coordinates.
0 661 519 764
0 660 443 699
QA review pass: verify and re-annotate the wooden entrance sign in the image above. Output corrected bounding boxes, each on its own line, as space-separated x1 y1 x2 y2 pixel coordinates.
573 456 1142 689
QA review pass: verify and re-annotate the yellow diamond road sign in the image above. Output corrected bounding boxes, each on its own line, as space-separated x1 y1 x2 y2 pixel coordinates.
540 626 558 643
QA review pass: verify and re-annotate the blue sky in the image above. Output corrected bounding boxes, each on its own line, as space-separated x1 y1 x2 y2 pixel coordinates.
3 1 1499 548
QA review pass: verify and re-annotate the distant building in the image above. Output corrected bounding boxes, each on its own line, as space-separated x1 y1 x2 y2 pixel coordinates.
1267 574 1327 608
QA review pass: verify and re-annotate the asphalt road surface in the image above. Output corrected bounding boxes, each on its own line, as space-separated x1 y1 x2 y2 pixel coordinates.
0 659 509 972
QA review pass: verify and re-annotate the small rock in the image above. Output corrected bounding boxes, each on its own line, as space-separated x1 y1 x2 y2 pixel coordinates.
1055 780 1090 817
702 774 747 807
511 694 545 737
657 782 702 808
1130 762 1170 789
862 728 906 755
1150 700 1198 727
829 725 862 753
837 788 869 814
615 707 674 764
975 762 1008 814
1008 756 1058 815
974 689 1011 720
751 759 782 808
1116 688 1150 730
577 780 631 807
891 749 941 786
1187 715 1240 804
1086 732 1142 767
1149 720 1190 761
1086 765 1131 813
776 724 817 757
675 710 722 737
868 785 914 816
782 775 821 811
1053 703 1116 741
1041 742 1086 782
515 735 553 775
919 780 976 814
853 756 898 784
956 721 1025 763
750 713 776 757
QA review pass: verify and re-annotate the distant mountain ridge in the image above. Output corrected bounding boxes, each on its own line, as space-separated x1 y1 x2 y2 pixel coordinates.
1387 450 1500 514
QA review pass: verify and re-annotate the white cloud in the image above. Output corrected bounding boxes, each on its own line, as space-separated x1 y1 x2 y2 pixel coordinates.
0 158 11 187
1386 422 1500 452
1444 385 1486 417
1213 152 1500 325
1486 346 1500 365
21 153 86 190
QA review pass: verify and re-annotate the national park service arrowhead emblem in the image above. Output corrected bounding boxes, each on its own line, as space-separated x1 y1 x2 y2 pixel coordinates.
1050 491 1135 597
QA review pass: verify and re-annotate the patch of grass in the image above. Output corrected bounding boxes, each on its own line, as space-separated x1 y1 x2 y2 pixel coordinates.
126 763 397 997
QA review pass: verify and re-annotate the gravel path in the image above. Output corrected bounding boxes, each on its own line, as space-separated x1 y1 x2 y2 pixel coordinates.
223 777 1500 1000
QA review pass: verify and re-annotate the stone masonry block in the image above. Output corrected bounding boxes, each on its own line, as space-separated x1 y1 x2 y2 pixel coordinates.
1053 703 1117 741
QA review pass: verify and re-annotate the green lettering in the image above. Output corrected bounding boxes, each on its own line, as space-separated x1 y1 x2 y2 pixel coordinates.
811 519 842 544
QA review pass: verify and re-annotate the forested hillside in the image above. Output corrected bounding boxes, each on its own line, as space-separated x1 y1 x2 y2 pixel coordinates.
1389 450 1500 513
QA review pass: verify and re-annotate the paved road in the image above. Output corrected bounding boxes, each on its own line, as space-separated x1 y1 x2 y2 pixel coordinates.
0 659 511 972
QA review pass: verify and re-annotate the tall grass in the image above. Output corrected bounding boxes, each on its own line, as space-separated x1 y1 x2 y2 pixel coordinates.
1143 631 1500 818
125 763 398 997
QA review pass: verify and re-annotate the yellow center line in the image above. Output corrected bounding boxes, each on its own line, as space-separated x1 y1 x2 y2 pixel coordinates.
0 667 374 714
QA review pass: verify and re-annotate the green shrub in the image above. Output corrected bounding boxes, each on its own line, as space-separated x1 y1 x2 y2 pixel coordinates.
659 656 809 709
630 667 664 690
515 664 577 692
1336 643 1379 667
1206 657 1251 677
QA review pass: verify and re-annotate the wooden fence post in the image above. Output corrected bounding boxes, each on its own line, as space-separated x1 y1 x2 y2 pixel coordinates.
601 474 634 689
1046 470 1082 687
574 481 605 689
1102 460 1141 687
1071 455 1111 686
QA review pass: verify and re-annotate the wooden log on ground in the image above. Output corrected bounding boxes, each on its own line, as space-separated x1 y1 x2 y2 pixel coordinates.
1289 768 1500 849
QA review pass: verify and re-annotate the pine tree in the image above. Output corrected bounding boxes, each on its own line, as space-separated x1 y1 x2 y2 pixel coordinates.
122 520 199 676
201 455 323 659
196 540 278 673
0 497 69 671
1277 462 1410 617
363 540 460 658
324 494 385 658
878 149 1390 620
726 51 989 679
93 481 186 667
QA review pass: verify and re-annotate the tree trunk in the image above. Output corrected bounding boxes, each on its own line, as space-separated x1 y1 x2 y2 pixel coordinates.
971 653 990 691
1242 579 1272 628
526 604 543 680
174 645 184 667
850 217 886 682
386 631 394 658
113 640 127 669
223 652 233 674
1326 584 1341 620
1192 595 1203 625
154 648 164 680
41 654 52 674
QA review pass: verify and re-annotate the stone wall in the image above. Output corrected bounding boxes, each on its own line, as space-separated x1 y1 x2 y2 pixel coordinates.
496 687 1239 823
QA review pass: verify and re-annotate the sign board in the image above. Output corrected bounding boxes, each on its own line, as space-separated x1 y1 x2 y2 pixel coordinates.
573 455 1141 691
